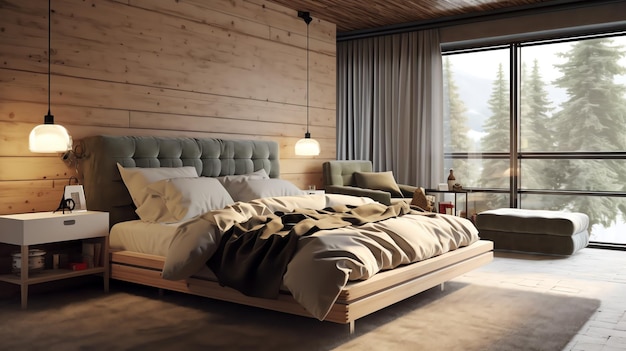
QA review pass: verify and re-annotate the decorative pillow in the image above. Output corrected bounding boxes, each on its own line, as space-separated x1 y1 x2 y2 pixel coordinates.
223 179 305 202
117 163 198 208
410 187 433 211
217 169 269 187
136 177 235 223
354 171 403 197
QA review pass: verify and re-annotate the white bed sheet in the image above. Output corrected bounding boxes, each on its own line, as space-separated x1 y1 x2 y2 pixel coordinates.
110 220 182 256
110 220 216 279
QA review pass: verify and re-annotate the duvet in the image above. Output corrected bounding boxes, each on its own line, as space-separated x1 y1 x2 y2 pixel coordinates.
161 194 479 320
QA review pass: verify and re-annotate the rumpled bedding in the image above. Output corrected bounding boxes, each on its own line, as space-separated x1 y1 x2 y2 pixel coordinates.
162 194 479 320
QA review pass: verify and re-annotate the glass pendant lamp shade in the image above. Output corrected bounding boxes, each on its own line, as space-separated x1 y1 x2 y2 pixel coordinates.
295 132 320 156
29 115 72 153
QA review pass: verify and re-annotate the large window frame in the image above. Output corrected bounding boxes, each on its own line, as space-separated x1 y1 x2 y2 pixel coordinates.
442 31 626 247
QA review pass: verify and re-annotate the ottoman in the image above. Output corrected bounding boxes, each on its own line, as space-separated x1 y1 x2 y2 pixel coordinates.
475 208 590 255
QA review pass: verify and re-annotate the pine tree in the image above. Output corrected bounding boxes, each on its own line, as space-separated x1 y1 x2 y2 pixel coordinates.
520 60 558 198
482 63 511 154
523 60 554 152
480 63 510 208
443 58 473 185
481 64 510 183
551 37 626 226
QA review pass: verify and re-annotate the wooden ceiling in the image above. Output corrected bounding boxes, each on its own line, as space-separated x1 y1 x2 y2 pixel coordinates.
266 0 584 33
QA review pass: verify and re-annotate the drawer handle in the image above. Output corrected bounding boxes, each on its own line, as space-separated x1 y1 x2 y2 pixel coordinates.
63 220 76 226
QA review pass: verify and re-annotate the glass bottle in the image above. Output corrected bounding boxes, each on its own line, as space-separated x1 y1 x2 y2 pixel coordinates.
447 169 456 191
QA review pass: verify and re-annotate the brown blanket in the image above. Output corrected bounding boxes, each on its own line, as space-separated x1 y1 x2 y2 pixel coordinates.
206 202 421 298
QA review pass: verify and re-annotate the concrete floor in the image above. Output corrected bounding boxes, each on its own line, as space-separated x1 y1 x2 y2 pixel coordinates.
453 247 626 351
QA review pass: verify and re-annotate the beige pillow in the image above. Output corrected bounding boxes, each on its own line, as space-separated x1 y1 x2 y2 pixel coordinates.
223 179 305 202
117 163 198 208
136 177 235 223
354 171 403 197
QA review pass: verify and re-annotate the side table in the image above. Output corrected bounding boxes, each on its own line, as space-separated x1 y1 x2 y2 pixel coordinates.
425 189 470 218
0 211 109 308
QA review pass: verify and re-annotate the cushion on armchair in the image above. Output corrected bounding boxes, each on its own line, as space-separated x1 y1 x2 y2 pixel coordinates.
354 171 403 198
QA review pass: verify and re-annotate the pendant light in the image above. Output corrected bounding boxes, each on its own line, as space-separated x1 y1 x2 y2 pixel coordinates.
29 0 72 153
294 11 320 156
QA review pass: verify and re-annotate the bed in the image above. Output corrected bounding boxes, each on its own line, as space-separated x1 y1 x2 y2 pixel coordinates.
80 135 493 333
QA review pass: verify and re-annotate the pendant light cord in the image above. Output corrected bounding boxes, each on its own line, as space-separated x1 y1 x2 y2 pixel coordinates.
47 0 52 117
297 11 313 139
306 21 310 135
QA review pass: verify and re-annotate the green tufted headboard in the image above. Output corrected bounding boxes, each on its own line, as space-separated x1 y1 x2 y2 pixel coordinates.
81 135 280 228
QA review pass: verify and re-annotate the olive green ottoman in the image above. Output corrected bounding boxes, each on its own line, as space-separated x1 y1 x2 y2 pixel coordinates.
475 208 590 255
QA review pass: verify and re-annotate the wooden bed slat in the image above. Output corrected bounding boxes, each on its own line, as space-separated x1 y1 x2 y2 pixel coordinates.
111 251 166 270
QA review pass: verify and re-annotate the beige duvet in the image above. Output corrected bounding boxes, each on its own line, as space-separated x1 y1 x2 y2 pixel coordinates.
161 194 479 320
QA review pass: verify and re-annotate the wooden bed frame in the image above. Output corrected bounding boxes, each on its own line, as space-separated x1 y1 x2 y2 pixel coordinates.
111 241 492 333
80 135 494 333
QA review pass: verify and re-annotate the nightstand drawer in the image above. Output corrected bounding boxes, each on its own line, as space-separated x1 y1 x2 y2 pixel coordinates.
0 211 109 245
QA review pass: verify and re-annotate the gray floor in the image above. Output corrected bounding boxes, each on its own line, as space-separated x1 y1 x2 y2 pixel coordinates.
453 248 626 351
2 246 623 350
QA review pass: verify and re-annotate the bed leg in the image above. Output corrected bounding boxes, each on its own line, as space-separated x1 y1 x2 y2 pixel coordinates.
158 288 164 297
440 282 445 291
349 320 355 335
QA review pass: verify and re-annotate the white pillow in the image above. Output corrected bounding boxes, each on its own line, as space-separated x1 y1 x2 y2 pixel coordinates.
224 179 305 202
217 169 269 187
324 194 376 207
251 194 326 213
136 177 235 223
117 163 198 209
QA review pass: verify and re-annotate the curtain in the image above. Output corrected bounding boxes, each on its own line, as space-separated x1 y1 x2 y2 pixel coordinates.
336 29 443 188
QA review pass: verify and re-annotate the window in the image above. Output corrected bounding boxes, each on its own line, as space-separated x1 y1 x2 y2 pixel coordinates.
443 32 626 245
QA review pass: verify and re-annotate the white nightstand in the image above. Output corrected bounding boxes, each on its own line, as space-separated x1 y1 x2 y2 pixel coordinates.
0 210 109 308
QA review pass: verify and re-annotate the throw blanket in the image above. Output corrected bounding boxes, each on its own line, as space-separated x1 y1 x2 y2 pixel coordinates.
207 202 420 299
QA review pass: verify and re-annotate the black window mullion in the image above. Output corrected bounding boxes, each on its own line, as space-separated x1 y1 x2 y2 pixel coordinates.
510 44 521 208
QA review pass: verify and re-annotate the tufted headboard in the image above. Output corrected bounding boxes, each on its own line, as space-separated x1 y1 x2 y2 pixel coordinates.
81 135 280 228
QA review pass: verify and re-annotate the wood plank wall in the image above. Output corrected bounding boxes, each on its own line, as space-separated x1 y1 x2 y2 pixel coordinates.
0 0 337 215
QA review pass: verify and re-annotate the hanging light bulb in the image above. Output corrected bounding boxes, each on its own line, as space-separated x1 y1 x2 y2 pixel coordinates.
29 113 72 153
295 132 320 156
29 0 72 153
295 11 320 156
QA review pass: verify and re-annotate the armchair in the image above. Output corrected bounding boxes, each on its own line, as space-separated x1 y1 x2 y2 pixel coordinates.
322 160 418 205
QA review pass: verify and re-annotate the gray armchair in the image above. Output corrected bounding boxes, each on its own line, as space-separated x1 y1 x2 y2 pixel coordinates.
322 160 418 205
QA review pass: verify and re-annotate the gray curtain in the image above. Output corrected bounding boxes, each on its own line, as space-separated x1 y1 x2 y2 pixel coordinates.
336 29 443 188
